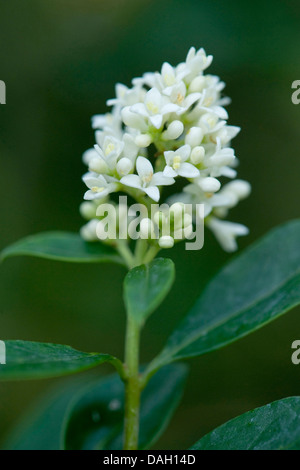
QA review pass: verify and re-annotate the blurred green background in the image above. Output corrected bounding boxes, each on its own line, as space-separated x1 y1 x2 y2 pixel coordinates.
0 0 300 449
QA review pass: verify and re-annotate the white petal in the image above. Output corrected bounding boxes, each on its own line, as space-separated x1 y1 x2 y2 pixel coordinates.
178 162 200 178
130 103 149 118
144 185 160 202
145 87 162 107
184 93 201 109
83 175 106 189
84 188 109 201
161 103 181 115
152 171 175 186
83 148 98 165
163 165 177 178
150 114 163 129
136 156 154 179
165 151 176 166
177 144 191 161
120 174 142 190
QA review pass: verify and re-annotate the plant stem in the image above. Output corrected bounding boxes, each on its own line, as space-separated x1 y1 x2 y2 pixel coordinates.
123 314 141 450
116 240 136 269
143 245 160 264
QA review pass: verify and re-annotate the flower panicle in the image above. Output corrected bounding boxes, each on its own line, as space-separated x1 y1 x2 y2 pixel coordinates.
80 47 251 252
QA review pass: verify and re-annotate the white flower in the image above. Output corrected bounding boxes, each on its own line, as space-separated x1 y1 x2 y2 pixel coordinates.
107 83 146 108
163 145 200 178
184 182 231 217
80 47 251 252
83 173 118 200
130 87 180 129
207 217 249 252
204 138 236 177
213 180 251 218
121 156 174 202
178 47 213 83
159 62 185 89
164 81 201 114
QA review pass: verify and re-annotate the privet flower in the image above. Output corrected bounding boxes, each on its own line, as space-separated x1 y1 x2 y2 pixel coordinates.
80 47 251 252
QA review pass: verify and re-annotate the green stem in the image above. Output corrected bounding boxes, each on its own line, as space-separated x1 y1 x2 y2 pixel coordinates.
116 241 136 269
134 239 148 265
143 245 160 265
123 314 141 450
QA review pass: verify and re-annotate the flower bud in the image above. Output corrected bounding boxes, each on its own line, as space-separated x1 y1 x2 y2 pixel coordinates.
190 146 205 164
185 127 203 147
135 134 152 148
116 157 133 176
89 157 109 174
198 177 221 193
189 76 206 93
121 107 147 131
159 235 174 249
162 120 184 140
80 202 97 220
80 220 99 241
200 113 218 131
83 148 98 166
225 180 251 200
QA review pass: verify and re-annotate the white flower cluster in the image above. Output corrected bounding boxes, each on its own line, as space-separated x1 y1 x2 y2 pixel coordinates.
80 47 251 252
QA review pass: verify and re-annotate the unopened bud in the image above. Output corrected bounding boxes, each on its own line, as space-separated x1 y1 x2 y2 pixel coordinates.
198 177 221 193
162 120 184 140
80 202 97 220
190 146 205 165
189 76 206 93
135 134 152 148
159 235 174 249
185 127 203 147
225 180 251 200
89 157 109 174
80 220 99 241
116 158 133 176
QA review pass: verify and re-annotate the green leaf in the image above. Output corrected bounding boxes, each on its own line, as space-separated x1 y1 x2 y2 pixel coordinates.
124 258 175 326
2 376 86 450
64 364 188 450
148 220 300 371
3 365 187 450
0 231 124 265
0 341 120 380
190 397 300 450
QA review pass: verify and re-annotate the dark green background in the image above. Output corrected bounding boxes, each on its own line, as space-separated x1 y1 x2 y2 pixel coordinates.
0 0 300 449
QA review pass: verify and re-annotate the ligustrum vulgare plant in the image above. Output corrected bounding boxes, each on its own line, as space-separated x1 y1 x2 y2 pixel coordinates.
2 48 300 450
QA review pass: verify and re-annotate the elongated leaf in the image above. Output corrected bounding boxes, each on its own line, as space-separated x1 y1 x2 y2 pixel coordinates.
4 365 187 450
1 231 124 265
2 376 86 450
191 397 300 450
0 341 119 380
64 364 188 450
148 220 300 371
124 258 175 326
